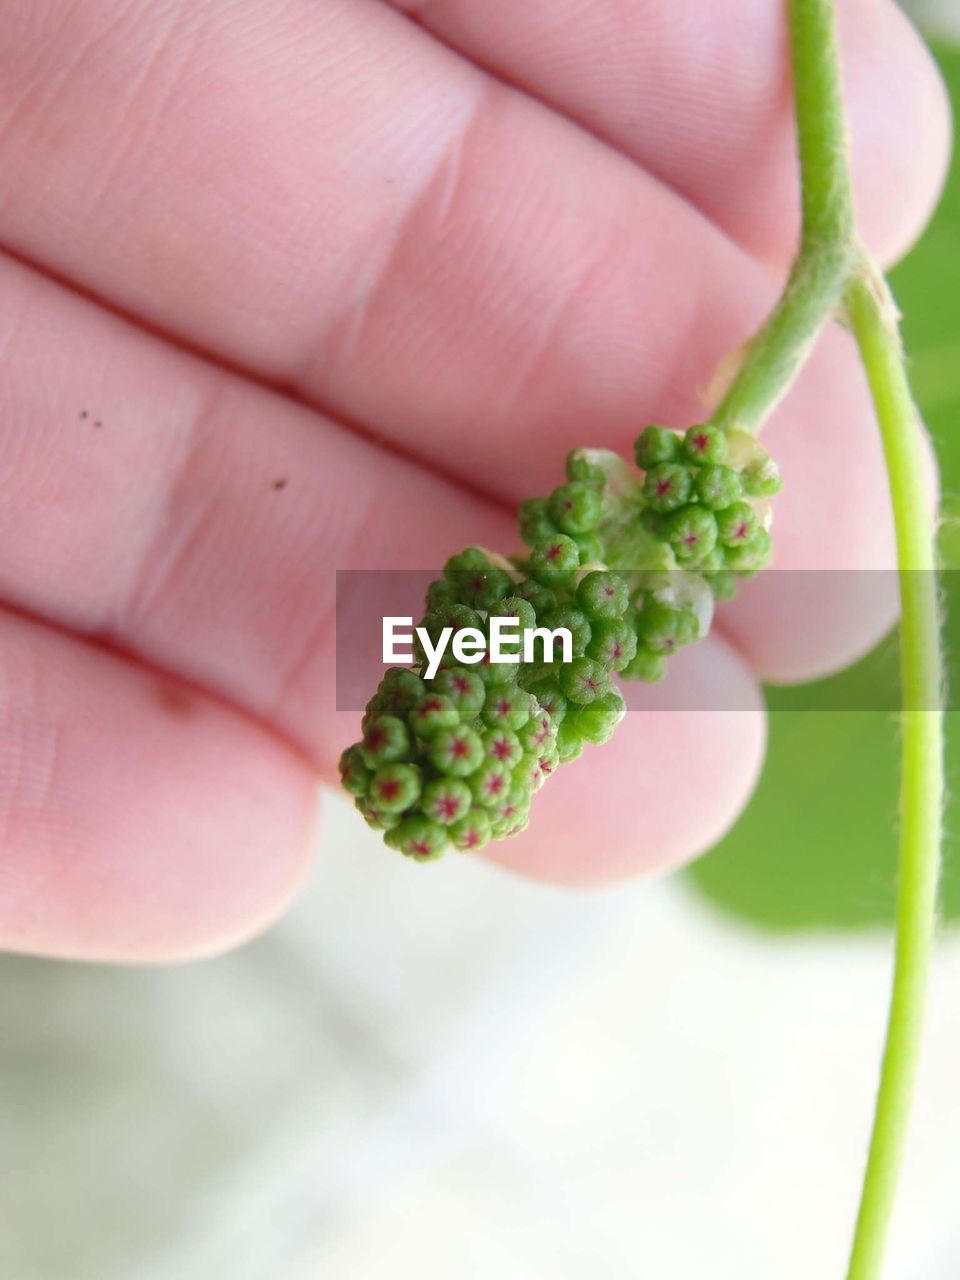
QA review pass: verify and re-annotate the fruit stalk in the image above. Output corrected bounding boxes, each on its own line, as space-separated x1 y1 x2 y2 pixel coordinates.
728 2 944 1275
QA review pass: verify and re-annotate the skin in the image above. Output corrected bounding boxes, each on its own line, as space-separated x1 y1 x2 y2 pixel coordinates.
0 0 950 960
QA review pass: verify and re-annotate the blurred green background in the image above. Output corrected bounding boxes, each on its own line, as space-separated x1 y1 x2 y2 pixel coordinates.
686 41 960 930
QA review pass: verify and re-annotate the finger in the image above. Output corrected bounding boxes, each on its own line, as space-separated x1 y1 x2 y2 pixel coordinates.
0 255 766 893
0 608 317 963
388 0 950 267
0 0 936 508
0 252 507 769
485 637 766 885
0 237 910 729
0 0 930 685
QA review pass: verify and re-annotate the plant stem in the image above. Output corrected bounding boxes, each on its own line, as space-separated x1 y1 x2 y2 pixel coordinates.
710 244 851 433
707 2 945 1276
788 0 854 246
713 0 856 435
843 277 943 1280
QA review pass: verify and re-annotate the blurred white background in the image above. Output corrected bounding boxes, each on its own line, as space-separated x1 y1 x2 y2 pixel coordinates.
1 791 958 1280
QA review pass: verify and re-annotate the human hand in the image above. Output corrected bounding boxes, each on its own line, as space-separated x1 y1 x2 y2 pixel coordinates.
0 0 948 959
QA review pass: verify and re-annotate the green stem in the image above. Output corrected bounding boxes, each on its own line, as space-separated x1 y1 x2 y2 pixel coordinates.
711 244 851 433
713 0 856 435
842 278 944 1280
707 2 944 1276
788 0 854 246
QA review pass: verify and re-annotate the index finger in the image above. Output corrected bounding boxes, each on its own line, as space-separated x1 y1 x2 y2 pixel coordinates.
0 0 940 680
388 0 950 266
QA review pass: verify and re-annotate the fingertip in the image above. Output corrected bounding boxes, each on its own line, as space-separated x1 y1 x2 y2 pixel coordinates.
840 0 953 267
0 614 321 964
151 789 321 965
482 638 766 886
88 746 322 966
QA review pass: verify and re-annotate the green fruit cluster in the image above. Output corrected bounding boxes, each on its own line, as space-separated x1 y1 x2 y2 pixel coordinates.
340 422 780 860
632 424 779 598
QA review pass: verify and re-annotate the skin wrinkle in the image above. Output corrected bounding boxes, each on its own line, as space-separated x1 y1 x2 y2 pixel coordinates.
108 376 227 638
295 78 490 389
0 264 32 391
0 732 75 923
1 705 62 839
393 0 434 20
0 0 90 156
502 225 641 424
85 0 200 215
428 89 472 232
267 598 339 733
0 642 78 918
265 487 383 728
